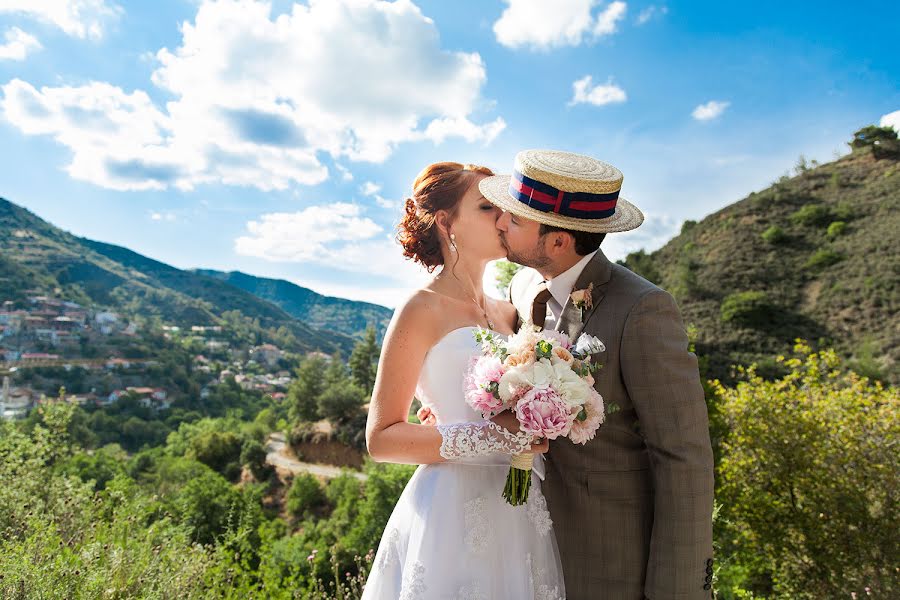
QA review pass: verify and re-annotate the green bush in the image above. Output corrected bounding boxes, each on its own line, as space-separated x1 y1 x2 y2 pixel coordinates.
804 248 844 270
317 379 367 425
760 225 786 244
720 291 771 327
825 220 846 239
789 204 832 227
187 430 243 480
713 342 899 598
286 473 328 519
240 437 274 482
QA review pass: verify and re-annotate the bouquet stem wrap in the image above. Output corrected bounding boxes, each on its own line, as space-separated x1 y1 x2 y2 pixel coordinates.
503 451 534 506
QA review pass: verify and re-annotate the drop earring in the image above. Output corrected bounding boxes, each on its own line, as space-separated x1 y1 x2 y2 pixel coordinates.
449 233 458 253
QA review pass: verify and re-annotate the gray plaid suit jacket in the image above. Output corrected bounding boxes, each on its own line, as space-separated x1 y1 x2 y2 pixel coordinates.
509 250 715 599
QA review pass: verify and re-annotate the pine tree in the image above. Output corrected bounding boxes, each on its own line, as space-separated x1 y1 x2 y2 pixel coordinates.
348 327 379 394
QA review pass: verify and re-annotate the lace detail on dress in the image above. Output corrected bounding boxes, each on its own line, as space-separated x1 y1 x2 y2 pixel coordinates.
525 490 553 537
399 561 427 600
437 420 533 459
463 497 492 554
458 583 488 600
527 552 564 600
375 527 400 573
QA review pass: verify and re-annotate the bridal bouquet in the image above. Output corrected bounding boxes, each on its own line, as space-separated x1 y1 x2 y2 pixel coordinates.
464 326 606 505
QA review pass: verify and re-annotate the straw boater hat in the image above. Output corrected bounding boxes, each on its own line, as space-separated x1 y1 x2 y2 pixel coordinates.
479 149 644 233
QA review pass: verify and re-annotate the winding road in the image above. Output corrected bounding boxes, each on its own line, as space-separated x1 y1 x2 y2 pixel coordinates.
265 432 367 481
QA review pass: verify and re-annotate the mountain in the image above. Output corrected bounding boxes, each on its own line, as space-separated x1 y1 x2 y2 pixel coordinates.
193 269 393 340
0 198 355 355
621 141 899 383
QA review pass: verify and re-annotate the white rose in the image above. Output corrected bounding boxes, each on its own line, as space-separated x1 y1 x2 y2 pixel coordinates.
553 362 591 407
498 365 534 401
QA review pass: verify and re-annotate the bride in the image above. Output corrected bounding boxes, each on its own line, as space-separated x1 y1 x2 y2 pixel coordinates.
363 162 565 599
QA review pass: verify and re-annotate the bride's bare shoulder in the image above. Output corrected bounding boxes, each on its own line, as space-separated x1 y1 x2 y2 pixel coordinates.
385 289 447 342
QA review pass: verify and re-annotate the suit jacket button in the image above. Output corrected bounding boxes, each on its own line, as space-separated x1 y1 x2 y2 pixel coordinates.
706 558 713 567
703 583 711 590
705 574 713 583
706 565 713 575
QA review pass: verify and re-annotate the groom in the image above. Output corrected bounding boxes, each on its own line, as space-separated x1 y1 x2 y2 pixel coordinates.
482 150 714 599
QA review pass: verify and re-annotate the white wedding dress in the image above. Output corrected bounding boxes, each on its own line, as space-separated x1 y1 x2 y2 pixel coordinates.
361 326 566 600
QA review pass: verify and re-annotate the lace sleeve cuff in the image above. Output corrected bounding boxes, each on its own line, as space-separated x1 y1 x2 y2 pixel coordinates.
436 421 533 460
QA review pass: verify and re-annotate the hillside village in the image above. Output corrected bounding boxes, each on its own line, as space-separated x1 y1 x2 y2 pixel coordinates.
0 293 306 421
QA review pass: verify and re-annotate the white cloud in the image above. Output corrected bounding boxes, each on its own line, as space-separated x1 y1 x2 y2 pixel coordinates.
494 0 627 49
1 78 178 191
635 5 667 25
150 211 177 222
2 0 503 191
360 181 382 196
0 27 42 60
360 180 400 209
593 1 627 36
601 210 680 262
335 163 354 181
570 75 627 106
880 110 900 133
692 100 729 121
235 203 384 263
0 0 122 40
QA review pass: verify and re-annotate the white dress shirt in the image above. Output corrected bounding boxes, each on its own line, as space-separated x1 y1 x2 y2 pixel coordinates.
543 250 597 330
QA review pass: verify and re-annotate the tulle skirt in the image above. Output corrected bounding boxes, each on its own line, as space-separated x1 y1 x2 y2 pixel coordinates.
361 461 565 599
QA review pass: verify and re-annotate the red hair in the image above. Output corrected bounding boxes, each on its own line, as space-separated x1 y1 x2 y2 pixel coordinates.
397 162 494 272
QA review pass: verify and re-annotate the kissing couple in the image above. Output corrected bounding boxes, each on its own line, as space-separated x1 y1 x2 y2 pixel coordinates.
363 150 715 599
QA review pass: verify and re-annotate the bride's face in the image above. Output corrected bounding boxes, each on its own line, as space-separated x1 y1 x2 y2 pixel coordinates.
447 174 506 262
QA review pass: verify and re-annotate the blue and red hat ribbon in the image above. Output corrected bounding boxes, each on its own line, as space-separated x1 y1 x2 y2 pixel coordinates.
508 170 619 219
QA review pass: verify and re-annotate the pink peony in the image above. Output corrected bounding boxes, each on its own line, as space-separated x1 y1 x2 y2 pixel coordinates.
464 356 505 416
514 385 571 440
568 386 605 445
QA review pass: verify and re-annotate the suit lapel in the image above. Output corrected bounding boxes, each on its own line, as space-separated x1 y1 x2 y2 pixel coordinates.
557 250 612 340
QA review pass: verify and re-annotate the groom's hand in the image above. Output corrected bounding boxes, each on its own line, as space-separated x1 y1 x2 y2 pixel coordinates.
416 406 436 426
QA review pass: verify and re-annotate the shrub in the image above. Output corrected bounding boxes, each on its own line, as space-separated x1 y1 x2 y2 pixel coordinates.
720 291 771 327
188 430 243 480
240 438 274 482
761 225 786 244
713 342 899 598
317 380 367 425
804 249 844 270
789 204 832 227
825 220 846 239
286 473 328 520
622 249 661 284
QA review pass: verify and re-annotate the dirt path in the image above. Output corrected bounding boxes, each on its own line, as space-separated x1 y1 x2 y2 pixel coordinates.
265 432 367 481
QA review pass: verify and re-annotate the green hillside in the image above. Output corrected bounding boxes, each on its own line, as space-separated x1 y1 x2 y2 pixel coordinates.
194 269 392 340
622 134 899 383
0 198 354 355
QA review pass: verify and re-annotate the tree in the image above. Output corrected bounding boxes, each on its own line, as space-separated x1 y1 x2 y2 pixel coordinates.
317 380 366 425
348 327 379 394
849 125 900 157
188 430 243 480
494 260 522 297
285 473 327 520
713 342 899 598
288 355 328 422
240 438 273 482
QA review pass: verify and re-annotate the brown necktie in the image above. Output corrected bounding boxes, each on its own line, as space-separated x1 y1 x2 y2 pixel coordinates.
530 282 553 328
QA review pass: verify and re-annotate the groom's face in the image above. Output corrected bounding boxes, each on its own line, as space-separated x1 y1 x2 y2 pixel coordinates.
495 210 552 269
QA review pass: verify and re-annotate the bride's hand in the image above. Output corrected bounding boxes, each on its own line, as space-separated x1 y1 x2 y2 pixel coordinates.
492 410 549 454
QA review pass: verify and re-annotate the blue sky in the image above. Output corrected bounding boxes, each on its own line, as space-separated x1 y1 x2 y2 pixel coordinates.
2 0 898 308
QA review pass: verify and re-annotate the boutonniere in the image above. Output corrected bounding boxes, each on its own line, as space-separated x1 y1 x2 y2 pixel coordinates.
569 283 594 319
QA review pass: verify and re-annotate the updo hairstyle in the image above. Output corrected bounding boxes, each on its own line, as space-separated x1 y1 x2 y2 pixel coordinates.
397 162 494 272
